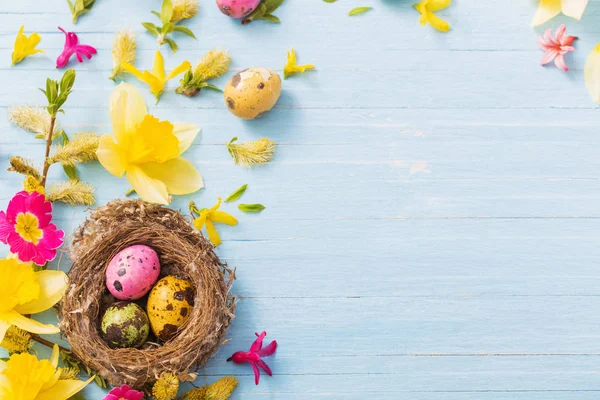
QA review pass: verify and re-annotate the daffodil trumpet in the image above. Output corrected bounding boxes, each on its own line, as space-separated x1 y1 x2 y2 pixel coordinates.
96 83 203 205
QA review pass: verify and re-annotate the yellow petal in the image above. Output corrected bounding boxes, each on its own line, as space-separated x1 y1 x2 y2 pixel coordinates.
14 270 67 315
210 197 223 213
211 211 238 226
427 0 451 11
172 123 200 155
37 376 95 400
153 50 166 82
532 0 561 26
585 44 600 104
193 215 207 230
109 82 148 144
562 0 588 19
427 10 451 32
4 311 60 335
50 344 59 368
140 157 204 195
166 60 192 81
0 320 9 343
205 219 221 247
41 368 62 392
97 134 127 177
126 165 170 205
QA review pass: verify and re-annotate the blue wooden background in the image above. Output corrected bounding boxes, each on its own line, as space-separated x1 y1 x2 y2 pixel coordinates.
2 0 600 398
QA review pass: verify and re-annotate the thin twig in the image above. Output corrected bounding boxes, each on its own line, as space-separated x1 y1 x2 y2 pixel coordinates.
30 333 72 354
40 115 56 188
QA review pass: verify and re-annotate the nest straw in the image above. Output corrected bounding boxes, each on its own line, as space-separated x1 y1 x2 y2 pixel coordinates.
61 199 236 389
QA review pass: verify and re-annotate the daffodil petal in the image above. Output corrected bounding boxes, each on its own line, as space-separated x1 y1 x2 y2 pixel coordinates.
41 368 62 392
4 311 60 335
141 158 204 196
427 0 451 12
50 344 60 368
532 0 561 26
0 359 6 372
211 211 238 226
172 123 200 155
585 43 600 104
14 270 67 315
562 0 588 19
166 60 192 81
427 10 451 32
36 375 95 400
205 219 221 247
0 319 9 342
153 50 165 82
96 134 127 177
126 166 170 205
109 82 148 144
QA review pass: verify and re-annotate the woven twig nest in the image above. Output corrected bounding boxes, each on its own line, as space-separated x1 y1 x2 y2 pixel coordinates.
61 199 236 389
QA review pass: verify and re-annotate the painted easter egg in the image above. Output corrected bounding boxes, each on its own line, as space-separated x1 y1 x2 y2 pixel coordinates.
224 67 281 120
216 0 260 19
106 244 160 300
147 276 195 342
100 302 149 348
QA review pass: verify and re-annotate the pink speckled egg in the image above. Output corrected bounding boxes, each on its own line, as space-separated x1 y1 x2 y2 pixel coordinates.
216 0 260 19
105 245 160 300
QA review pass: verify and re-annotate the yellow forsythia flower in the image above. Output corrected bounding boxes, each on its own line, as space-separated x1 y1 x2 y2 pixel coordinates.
11 25 44 66
172 0 200 22
0 326 32 353
110 29 137 81
532 0 589 27
0 344 93 400
152 372 179 400
413 0 451 32
121 50 191 102
284 48 315 79
96 83 203 205
0 257 67 342
192 198 238 247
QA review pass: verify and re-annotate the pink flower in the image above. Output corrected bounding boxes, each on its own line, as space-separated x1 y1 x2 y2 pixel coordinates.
0 191 64 266
102 384 144 400
56 27 97 68
537 24 577 72
227 331 277 385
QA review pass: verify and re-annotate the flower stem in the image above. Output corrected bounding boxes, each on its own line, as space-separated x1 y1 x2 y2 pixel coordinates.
39 115 56 188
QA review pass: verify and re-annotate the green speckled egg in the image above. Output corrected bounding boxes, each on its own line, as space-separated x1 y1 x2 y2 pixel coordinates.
147 276 195 342
101 301 149 348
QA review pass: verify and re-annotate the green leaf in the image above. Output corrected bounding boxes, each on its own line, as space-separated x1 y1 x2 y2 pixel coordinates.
63 165 78 180
173 25 196 39
142 22 159 36
262 14 280 23
348 6 372 16
238 203 265 213
164 37 178 53
225 184 248 203
264 0 285 13
199 83 222 92
160 0 173 25
60 69 76 93
323 0 337 2
162 22 175 34
66 0 75 12
151 10 161 19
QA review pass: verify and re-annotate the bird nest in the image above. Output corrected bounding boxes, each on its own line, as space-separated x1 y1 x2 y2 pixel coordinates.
60 199 236 389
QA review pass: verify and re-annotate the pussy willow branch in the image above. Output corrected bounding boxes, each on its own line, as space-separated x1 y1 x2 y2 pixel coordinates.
39 115 56 188
30 333 71 354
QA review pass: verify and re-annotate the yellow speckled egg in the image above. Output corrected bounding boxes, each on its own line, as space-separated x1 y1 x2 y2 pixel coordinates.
147 276 194 341
224 67 281 119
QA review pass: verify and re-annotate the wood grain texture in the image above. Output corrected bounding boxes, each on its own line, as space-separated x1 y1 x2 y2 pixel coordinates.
2 0 600 398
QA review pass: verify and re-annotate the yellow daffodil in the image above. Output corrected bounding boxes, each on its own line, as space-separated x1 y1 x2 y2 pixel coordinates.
283 48 315 79
121 50 191 102
532 0 588 27
413 0 451 32
0 344 93 400
96 83 203 205
191 198 237 247
11 25 44 66
0 257 67 342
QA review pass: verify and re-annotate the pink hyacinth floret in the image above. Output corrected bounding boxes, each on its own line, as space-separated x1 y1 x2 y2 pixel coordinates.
227 331 277 385
102 384 144 400
537 24 577 72
0 191 64 266
56 26 97 68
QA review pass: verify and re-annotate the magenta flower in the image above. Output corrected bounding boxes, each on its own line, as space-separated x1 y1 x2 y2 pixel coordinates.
227 331 277 385
56 27 97 68
537 24 577 72
0 191 64 265
103 384 144 400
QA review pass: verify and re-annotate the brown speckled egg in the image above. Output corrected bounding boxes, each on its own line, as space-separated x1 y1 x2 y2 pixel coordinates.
100 301 149 349
147 276 194 342
224 67 281 119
